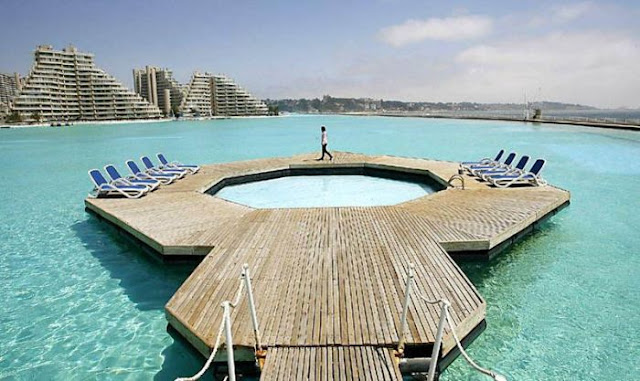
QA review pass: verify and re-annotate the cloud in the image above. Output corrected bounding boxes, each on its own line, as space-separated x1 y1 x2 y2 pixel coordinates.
378 15 493 47
552 2 594 22
265 31 640 108
526 2 595 27
450 31 640 107
455 31 637 72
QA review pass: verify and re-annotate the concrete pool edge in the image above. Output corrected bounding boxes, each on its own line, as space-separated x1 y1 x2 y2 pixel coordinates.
206 164 447 208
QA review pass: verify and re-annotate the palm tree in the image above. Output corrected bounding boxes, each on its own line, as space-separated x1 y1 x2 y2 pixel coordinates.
31 111 42 123
7 111 22 124
267 105 280 116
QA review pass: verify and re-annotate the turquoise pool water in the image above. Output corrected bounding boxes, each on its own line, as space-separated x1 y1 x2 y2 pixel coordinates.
215 175 435 208
0 116 638 380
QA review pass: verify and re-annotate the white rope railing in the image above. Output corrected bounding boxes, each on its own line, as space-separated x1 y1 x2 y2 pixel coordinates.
413 289 506 381
400 263 507 381
175 316 225 381
175 274 246 381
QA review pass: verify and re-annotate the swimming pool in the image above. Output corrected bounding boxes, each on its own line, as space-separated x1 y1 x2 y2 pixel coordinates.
215 174 437 208
0 115 638 380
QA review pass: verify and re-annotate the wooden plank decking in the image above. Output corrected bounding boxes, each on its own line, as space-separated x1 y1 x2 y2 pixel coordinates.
85 152 568 258
165 207 485 356
259 346 403 380
84 152 570 379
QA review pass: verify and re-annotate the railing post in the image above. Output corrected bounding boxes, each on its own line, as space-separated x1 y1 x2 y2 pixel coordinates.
242 263 266 362
221 301 236 381
397 263 415 356
427 300 450 381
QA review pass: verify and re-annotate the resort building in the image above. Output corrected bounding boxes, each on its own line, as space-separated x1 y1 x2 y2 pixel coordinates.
179 72 213 117
11 45 161 122
180 72 268 117
0 72 22 117
211 74 268 116
133 66 185 116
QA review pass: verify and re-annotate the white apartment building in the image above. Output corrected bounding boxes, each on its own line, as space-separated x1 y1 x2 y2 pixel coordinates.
0 72 21 116
12 45 161 122
211 74 268 116
179 72 214 117
133 66 185 116
180 72 268 117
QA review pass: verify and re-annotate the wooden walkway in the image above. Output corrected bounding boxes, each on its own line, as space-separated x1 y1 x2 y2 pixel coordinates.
166 207 485 355
260 346 403 380
84 152 570 379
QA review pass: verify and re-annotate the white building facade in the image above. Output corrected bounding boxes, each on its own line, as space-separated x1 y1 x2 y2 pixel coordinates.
133 66 185 116
179 72 268 117
12 45 161 122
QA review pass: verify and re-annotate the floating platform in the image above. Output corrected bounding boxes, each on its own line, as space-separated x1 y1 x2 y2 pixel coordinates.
84 152 570 379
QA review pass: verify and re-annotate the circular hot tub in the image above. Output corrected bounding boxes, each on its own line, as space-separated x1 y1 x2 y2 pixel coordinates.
209 166 444 209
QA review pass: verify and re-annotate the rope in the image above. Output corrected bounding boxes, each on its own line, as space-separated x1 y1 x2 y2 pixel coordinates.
175 316 226 381
413 288 506 381
175 276 246 381
443 307 505 381
414 290 444 305
230 277 246 308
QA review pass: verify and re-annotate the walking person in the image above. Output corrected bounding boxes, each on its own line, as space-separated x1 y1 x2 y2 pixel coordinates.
317 125 333 161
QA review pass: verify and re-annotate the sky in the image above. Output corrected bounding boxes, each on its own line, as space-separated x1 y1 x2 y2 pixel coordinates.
1 0 639 108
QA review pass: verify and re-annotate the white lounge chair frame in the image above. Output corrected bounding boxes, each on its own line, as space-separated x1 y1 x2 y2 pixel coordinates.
157 153 200 174
88 169 148 199
127 160 176 185
104 164 160 192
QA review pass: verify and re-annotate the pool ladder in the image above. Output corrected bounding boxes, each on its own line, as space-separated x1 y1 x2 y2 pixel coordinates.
448 173 465 190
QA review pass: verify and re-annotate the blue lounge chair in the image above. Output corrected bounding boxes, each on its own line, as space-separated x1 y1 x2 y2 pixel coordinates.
104 164 160 191
141 156 187 178
480 155 529 181
469 152 517 176
489 159 547 188
127 160 177 184
157 153 200 174
462 149 504 168
88 169 148 199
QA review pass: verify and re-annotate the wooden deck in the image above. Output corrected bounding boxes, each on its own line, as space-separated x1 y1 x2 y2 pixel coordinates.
85 152 569 259
260 346 403 380
165 207 485 356
84 152 570 379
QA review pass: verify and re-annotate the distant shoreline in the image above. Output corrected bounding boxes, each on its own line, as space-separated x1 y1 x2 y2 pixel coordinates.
0 114 284 129
0 118 173 129
343 112 640 132
2 112 638 131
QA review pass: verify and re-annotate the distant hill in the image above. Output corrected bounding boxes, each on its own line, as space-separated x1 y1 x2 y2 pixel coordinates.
264 96 597 114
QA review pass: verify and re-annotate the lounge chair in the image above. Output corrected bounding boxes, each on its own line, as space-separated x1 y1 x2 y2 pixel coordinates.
88 169 148 199
157 153 200 174
469 152 517 176
480 155 529 181
488 159 547 188
141 156 187 178
104 164 160 191
461 149 504 168
126 160 177 184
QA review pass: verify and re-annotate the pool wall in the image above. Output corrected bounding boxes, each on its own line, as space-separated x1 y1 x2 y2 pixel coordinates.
205 163 448 196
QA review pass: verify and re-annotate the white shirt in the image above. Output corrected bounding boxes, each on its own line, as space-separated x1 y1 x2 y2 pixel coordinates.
321 131 328 145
